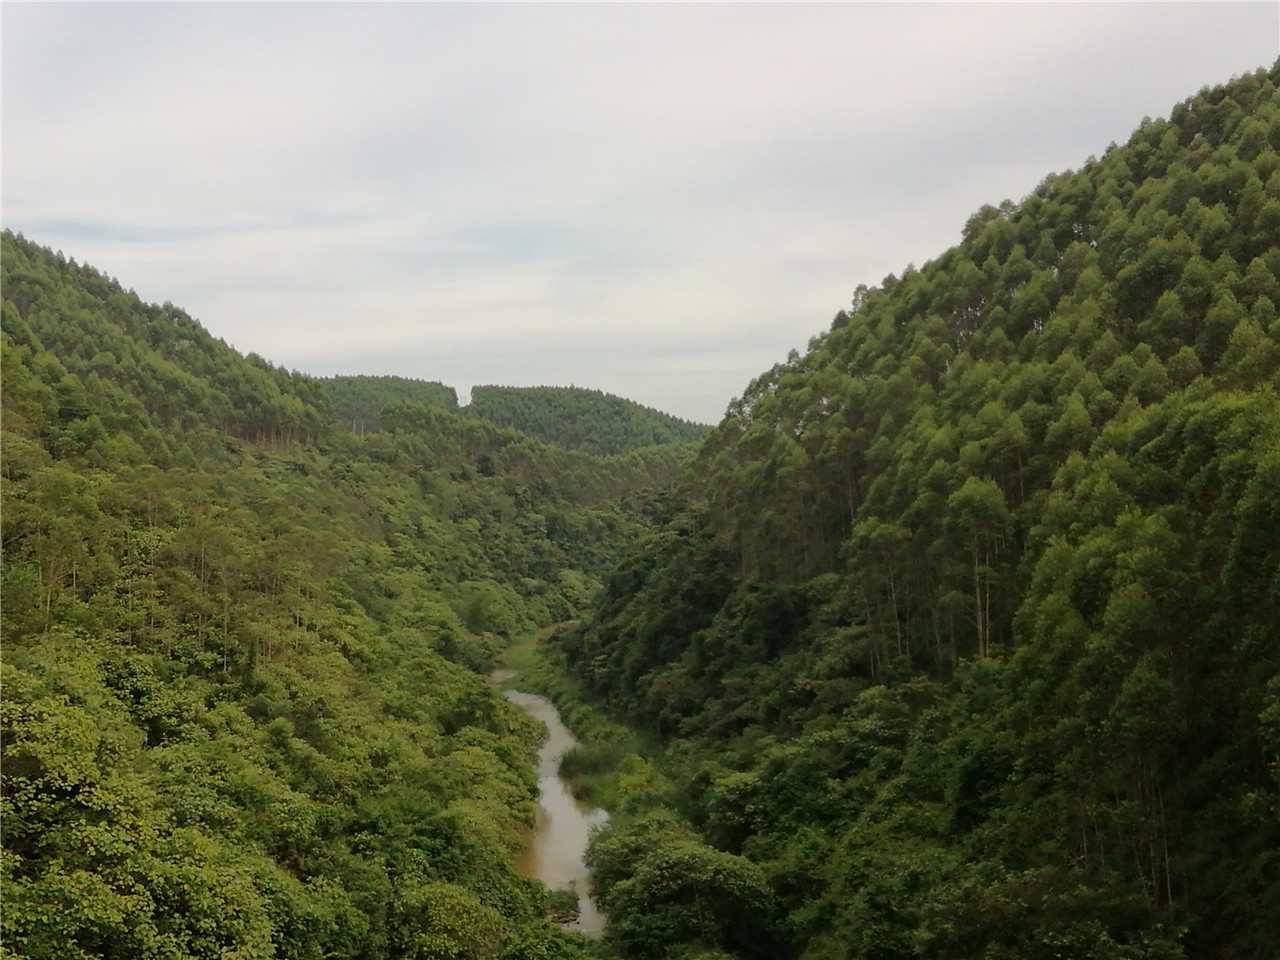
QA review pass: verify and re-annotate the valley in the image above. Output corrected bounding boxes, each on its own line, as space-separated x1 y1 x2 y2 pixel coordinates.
3 61 1279 960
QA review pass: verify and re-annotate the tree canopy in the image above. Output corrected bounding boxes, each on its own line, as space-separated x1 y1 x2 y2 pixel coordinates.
463 385 708 457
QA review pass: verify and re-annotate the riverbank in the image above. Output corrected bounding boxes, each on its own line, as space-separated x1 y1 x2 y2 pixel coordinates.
523 629 779 960
489 649 609 937
495 636 671 813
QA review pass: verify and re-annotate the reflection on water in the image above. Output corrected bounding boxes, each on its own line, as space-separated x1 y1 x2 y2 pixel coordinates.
491 673 608 937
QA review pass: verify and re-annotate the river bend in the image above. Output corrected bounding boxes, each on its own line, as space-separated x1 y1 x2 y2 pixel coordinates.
491 673 608 936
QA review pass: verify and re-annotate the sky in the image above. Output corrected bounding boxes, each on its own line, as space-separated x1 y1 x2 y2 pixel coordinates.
4 3 1277 425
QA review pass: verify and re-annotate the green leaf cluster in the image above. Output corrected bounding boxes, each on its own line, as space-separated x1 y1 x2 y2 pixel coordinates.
586 811 775 960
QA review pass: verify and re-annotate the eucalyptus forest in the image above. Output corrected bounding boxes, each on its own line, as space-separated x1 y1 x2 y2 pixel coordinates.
3 63 1279 960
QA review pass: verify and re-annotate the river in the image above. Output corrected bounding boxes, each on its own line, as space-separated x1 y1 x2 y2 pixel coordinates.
490 670 608 937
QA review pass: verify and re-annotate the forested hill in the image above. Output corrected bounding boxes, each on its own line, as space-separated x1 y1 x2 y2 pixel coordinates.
0 229 688 959
321 374 460 434
464 385 709 456
553 64 1280 959
1 236 333 450
318 377 708 456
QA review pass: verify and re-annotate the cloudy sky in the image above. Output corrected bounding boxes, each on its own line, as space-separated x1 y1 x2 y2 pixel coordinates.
4 3 1277 424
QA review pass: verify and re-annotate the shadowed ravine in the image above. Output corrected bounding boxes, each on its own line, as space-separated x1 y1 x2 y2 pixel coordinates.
490 670 608 937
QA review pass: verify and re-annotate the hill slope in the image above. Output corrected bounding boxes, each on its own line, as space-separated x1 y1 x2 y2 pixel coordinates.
0 231 686 959
553 63 1280 960
317 377 707 456
464 385 709 456
321 374 459 434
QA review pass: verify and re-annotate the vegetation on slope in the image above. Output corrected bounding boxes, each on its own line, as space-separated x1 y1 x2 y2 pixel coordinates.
465 385 709 457
552 63 1280 960
321 374 459 435
319 378 708 458
0 231 696 959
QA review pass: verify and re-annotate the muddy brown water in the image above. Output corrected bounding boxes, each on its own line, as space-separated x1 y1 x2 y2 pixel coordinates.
490 669 608 937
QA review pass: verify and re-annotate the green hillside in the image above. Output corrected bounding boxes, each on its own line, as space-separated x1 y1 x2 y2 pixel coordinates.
0 230 689 959
551 64 1280 959
321 374 459 434
317 378 708 457
464 385 709 456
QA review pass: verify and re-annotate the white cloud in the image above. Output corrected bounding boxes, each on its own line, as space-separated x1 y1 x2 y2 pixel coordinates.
4 2 1277 423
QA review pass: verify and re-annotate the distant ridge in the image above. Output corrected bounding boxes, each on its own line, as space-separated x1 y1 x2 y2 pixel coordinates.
465 384 709 456
318 376 709 456
320 374 458 434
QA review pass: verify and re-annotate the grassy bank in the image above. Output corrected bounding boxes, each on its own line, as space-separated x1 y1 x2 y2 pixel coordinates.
499 631 672 814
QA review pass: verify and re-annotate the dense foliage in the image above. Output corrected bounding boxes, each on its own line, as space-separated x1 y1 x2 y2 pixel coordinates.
553 64 1280 959
320 374 459 434
319 378 708 458
465 386 708 457
0 231 697 959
